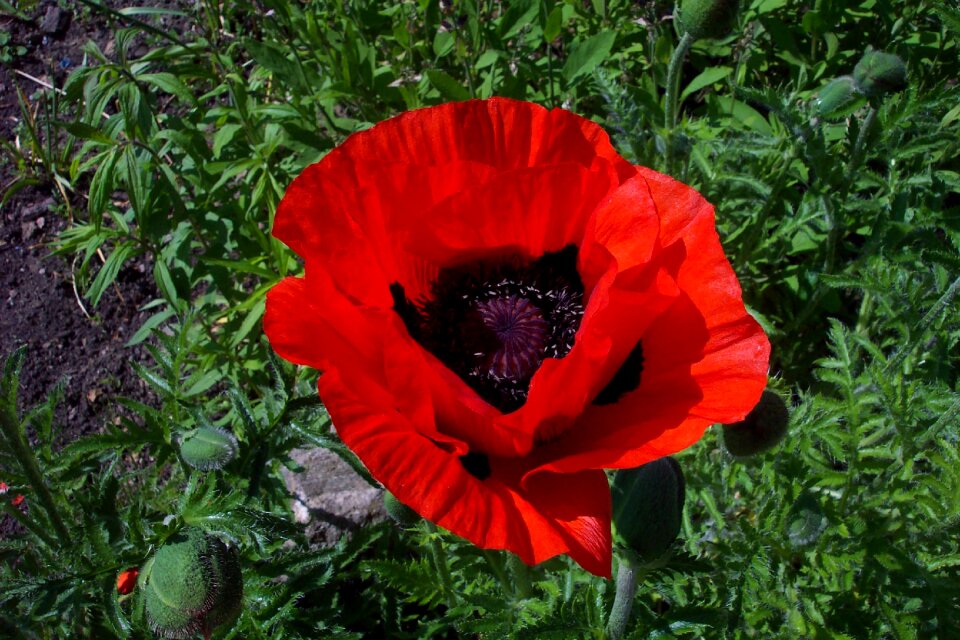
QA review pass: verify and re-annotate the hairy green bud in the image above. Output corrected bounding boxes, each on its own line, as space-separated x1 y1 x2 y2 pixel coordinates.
677 0 741 40
853 50 907 98
383 491 420 528
816 76 861 118
144 529 243 639
611 457 686 565
722 390 789 457
786 491 827 548
177 426 238 471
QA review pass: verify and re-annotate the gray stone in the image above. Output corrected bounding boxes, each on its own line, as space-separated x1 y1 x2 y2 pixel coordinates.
282 447 385 546
40 6 70 36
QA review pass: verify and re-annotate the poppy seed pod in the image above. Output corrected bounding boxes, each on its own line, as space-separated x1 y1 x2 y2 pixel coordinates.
144 529 243 639
722 390 789 457
611 457 686 564
677 0 741 40
177 426 238 471
384 491 420 527
853 50 907 98
816 76 860 118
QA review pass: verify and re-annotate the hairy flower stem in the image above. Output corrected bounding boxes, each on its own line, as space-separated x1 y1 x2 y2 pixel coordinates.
0 404 71 547
664 32 695 175
425 522 457 608
506 553 533 599
605 558 646 640
826 106 879 274
482 550 514 596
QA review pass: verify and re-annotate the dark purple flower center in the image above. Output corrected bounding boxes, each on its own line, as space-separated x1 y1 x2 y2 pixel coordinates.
392 245 584 413
475 295 548 381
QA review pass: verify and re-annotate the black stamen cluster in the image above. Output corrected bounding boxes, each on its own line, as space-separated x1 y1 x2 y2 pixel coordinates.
392 245 584 413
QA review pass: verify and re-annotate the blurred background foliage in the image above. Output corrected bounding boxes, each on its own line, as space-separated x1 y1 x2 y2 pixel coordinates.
0 0 958 637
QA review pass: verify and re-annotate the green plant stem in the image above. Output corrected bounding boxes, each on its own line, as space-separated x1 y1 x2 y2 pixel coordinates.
664 32 695 174
0 405 71 546
846 106 878 185
605 557 645 640
546 42 556 108
482 550 514 596
425 522 457 608
825 106 878 274
506 553 533 599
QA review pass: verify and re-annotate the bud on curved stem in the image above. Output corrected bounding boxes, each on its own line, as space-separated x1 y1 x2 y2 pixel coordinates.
816 76 860 119
677 0 741 41
143 529 243 639
611 457 686 563
177 426 238 471
853 50 907 99
722 390 789 457
383 491 420 528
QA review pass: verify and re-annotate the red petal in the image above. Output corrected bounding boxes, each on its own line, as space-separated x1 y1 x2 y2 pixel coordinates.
319 367 611 577
493 175 679 447
637 167 770 422
406 163 616 266
524 169 769 476
265 270 528 457
274 160 497 306
338 98 632 176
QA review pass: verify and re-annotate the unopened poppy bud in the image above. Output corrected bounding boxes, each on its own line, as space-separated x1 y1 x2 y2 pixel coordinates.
384 491 420 527
853 50 907 98
611 457 686 564
786 491 827 548
116 568 138 595
144 529 243 639
677 0 740 40
816 76 859 118
177 426 238 471
722 390 788 457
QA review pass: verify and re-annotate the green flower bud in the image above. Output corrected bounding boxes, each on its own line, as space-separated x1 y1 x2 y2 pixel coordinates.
177 426 238 471
722 390 789 458
677 0 741 40
853 50 907 98
383 491 420 528
144 529 243 639
786 491 827 548
816 76 861 118
611 457 686 565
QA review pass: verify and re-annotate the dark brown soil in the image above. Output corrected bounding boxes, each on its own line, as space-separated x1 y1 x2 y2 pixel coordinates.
0 2 189 537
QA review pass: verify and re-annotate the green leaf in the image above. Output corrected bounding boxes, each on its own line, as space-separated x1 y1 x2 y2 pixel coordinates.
86 242 139 306
88 149 119 229
562 30 616 83
126 307 176 347
425 69 471 101
680 66 733 100
138 72 197 105
432 30 455 58
543 5 563 43
498 0 538 40
212 123 244 158
58 121 116 146
245 39 302 86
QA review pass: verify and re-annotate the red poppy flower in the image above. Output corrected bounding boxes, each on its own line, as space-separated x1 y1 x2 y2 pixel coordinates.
10 494 24 507
265 98 769 577
0 481 7 494
116 568 139 595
